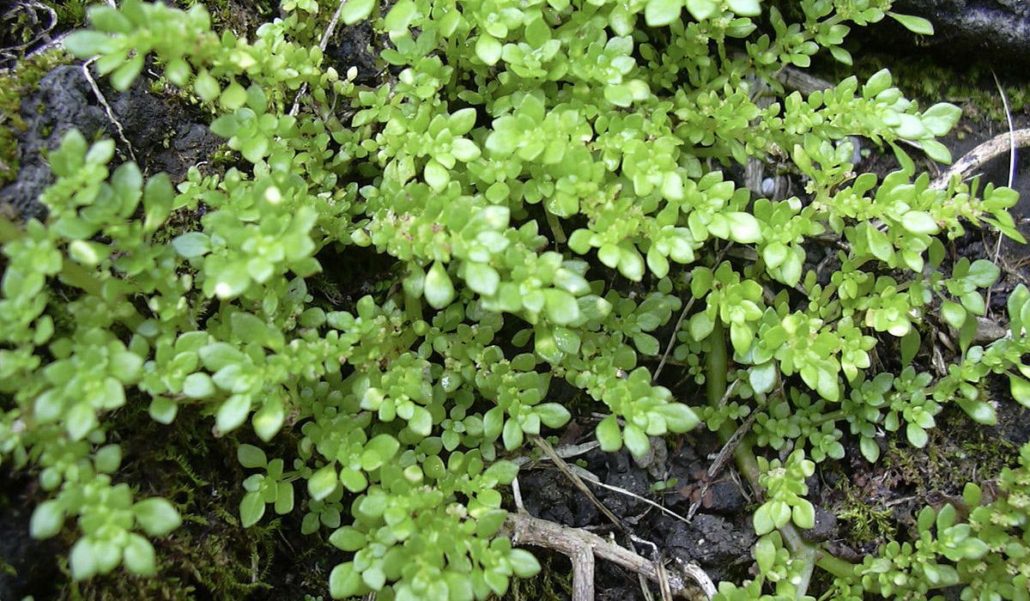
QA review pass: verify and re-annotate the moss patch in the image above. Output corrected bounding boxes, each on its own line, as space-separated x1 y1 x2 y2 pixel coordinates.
0 49 70 188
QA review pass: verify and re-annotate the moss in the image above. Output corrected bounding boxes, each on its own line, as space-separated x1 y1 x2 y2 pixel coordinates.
44 0 90 29
45 405 320 601
0 49 70 188
833 479 898 547
503 552 574 601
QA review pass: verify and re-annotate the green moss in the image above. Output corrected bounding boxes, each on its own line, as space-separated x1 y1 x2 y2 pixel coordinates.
45 0 90 28
503 552 574 601
834 479 898 546
50 406 313 601
0 49 70 187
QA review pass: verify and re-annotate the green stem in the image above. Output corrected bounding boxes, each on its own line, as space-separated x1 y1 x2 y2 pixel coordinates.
706 320 819 598
543 209 567 244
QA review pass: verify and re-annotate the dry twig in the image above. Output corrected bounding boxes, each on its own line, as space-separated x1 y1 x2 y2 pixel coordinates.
506 512 716 601
81 58 137 163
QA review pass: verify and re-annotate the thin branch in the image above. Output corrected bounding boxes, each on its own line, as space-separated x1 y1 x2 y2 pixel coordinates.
289 0 348 116
568 464 693 527
82 58 138 163
511 440 600 468
687 409 757 522
654 296 695 381
506 512 717 600
986 71 1016 310
531 435 624 530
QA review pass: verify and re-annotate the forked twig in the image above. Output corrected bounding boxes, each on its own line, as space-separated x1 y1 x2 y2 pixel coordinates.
506 512 717 601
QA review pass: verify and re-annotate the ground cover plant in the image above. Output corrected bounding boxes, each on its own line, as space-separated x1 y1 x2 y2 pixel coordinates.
1 0 1029 599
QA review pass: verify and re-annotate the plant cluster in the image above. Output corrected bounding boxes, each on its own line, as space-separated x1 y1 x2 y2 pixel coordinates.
1 0 1028 598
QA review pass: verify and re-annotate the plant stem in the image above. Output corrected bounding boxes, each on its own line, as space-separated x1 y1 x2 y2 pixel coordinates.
706 320 820 598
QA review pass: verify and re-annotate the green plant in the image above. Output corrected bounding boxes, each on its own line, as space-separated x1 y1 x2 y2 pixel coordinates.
1 0 1028 599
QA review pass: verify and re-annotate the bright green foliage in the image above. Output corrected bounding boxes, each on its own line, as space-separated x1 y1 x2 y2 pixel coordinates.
0 0 1027 598
826 443 1030 601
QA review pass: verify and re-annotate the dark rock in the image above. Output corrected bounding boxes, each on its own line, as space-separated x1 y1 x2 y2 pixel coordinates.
520 469 599 528
326 21 380 85
0 472 62 599
701 477 748 515
600 451 650 518
0 65 107 220
0 64 219 220
889 0 1030 64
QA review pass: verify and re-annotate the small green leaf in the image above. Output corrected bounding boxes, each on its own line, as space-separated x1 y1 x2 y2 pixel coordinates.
508 549 541 578
63 31 115 57
340 467 368 492
941 301 966 330
792 500 815 529
329 527 366 552
623 424 650 458
123 534 156 576
330 562 364 599
172 232 210 258
887 11 934 35
685 0 718 20
860 436 881 463
1010 375 1030 408
543 289 580 325
644 0 682 26
216 394 251 433
900 211 939 235
725 212 762 244
535 403 571 428
361 434 400 471
596 415 622 452
240 491 265 527
753 504 775 536
237 444 267 469
308 465 339 501
70 539 98 580
30 500 65 539
906 423 929 448
475 35 503 65
655 403 699 432
502 417 524 450
465 262 500 296
726 0 760 16
341 0 375 24
133 498 182 536
424 262 456 309
194 70 220 103
182 372 215 398
384 0 416 33
424 159 449 191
